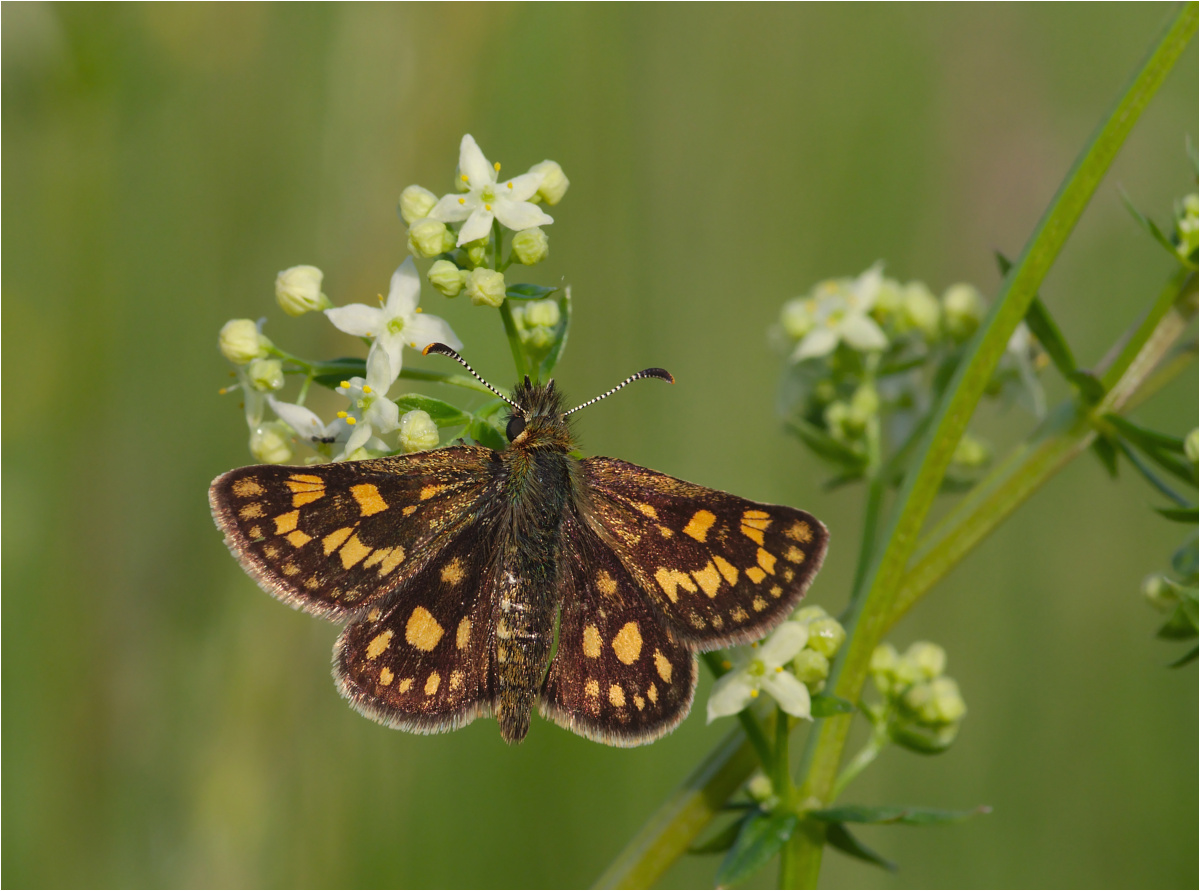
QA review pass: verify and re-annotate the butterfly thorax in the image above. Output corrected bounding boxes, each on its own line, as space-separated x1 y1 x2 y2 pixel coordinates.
491 379 580 743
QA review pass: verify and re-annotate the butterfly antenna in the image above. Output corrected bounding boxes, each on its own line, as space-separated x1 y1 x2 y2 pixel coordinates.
564 367 674 417
423 343 518 407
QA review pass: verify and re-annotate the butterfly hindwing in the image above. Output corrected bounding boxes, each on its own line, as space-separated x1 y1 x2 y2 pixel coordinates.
209 447 495 618
539 513 697 746
580 457 829 648
334 525 499 734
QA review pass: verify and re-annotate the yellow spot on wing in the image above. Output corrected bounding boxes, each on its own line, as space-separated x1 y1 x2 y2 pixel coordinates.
585 679 600 698
582 625 602 658
713 555 740 586
753 595 767 612
450 670 464 691
731 607 749 622
398 678 413 693
288 473 323 486
440 558 465 585
339 533 372 569
611 622 643 665
292 491 324 507
692 561 722 598
379 667 394 685
785 545 806 564
655 567 698 602
405 607 444 651
378 547 405 575
609 684 626 707
323 527 353 555
367 608 382 622
757 548 777 574
274 510 300 534
456 617 471 649
654 650 673 683
647 683 658 704
419 484 447 501
239 503 264 519
634 695 645 711
770 585 783 598
285 530 312 548
634 502 659 519
785 520 813 543
350 483 389 516
425 672 440 695
683 509 716 542
596 570 618 596
232 478 264 497
402 505 417 517
740 524 765 545
366 630 393 660
746 566 767 584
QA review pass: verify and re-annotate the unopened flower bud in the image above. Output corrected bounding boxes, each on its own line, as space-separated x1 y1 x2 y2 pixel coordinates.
249 421 292 464
275 265 329 317
247 358 284 393
529 159 569 205
900 282 941 340
1176 193 1198 261
398 184 438 225
408 219 454 259
905 641 946 680
463 239 488 268
943 283 986 341
398 409 439 453
928 677 966 723
219 319 270 365
792 649 831 689
428 259 467 298
869 643 899 694
849 384 880 424
512 227 549 265
871 277 902 322
781 298 816 340
1141 573 1177 611
952 433 991 469
792 605 828 624
805 617 846 658
465 268 506 308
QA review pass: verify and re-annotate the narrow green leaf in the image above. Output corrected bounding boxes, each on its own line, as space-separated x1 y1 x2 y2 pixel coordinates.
1102 414 1186 452
313 357 368 390
1155 506 1199 523
1067 369 1107 404
808 804 990 826
715 812 798 888
538 287 572 379
824 823 897 872
1168 645 1198 668
392 394 470 428
1120 187 1181 258
1091 437 1120 477
689 813 751 855
785 417 867 471
1157 595 1199 639
1170 536 1198 580
467 417 506 451
996 250 1078 380
810 695 856 717
506 282 559 300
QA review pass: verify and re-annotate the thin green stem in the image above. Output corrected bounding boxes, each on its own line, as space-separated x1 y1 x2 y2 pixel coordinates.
1115 439 1192 505
830 721 888 802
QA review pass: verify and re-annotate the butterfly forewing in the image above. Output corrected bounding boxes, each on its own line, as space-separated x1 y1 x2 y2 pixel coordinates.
580 458 829 648
209 447 495 618
335 524 500 734
539 514 697 746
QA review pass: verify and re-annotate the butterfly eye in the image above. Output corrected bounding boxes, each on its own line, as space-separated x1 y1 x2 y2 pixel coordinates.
506 415 527 441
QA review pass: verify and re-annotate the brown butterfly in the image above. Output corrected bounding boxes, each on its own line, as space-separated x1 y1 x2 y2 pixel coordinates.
209 345 828 745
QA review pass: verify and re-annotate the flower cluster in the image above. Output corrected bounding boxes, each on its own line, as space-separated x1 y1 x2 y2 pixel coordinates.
706 606 846 723
773 265 1045 486
399 134 568 305
867 640 966 753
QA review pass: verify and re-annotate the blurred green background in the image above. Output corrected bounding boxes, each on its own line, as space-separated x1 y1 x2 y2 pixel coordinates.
3 4 1197 888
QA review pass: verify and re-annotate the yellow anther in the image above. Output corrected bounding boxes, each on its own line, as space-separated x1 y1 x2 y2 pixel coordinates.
484 203 492 212
362 385 372 394
336 411 349 418
409 341 417 348
506 181 513 190
346 417 357 425
461 173 469 182
751 641 759 648
493 161 501 172
775 666 784 672
339 381 350 389
218 387 229 395
721 660 732 670
415 307 423 313
458 197 466 205
750 689 759 698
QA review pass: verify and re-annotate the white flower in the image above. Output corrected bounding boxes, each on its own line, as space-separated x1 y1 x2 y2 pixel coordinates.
269 397 347 447
706 621 813 722
790 267 889 362
324 258 462 390
428 134 554 246
332 360 401 461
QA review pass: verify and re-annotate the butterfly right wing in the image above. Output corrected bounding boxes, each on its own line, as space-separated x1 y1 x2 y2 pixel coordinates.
209 447 496 619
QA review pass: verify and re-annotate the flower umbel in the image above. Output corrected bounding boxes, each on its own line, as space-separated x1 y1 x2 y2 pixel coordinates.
707 621 813 722
428 134 554 246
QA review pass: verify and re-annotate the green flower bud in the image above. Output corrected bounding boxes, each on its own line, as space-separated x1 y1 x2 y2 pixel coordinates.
275 265 330 317
1176 192 1198 261
407 219 454 259
904 641 947 680
1185 428 1198 467
428 259 467 298
746 771 775 805
218 319 270 365
942 283 986 342
1141 573 1178 611
465 268 507 308
463 239 489 269
398 409 439 453
781 297 816 340
952 432 991 469
805 617 846 658
792 649 831 689
249 421 292 464
869 642 899 694
398 184 438 225
849 384 880 424
870 276 903 323
528 159 569 205
246 357 284 393
512 227 549 265
928 677 966 723
792 605 828 624
899 282 941 340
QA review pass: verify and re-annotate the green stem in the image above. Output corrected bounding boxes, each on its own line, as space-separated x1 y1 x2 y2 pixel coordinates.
1114 439 1191 505
794 9 1196 876
830 721 888 802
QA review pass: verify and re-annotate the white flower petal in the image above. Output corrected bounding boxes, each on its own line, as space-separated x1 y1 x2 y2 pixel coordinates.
457 208 494 245
368 394 400 432
492 200 554 233
707 672 756 722
268 398 325 439
503 172 543 203
762 672 813 719
366 344 398 391
458 134 494 188
325 303 383 338
339 421 372 460
792 327 838 362
428 192 475 224
384 259 421 316
840 314 888 352
404 313 463 352
760 621 809 667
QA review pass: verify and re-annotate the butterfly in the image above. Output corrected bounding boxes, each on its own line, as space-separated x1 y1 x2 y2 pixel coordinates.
209 345 828 746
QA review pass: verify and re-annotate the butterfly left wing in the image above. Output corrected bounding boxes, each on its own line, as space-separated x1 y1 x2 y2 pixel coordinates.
578 457 829 649
538 512 698 746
